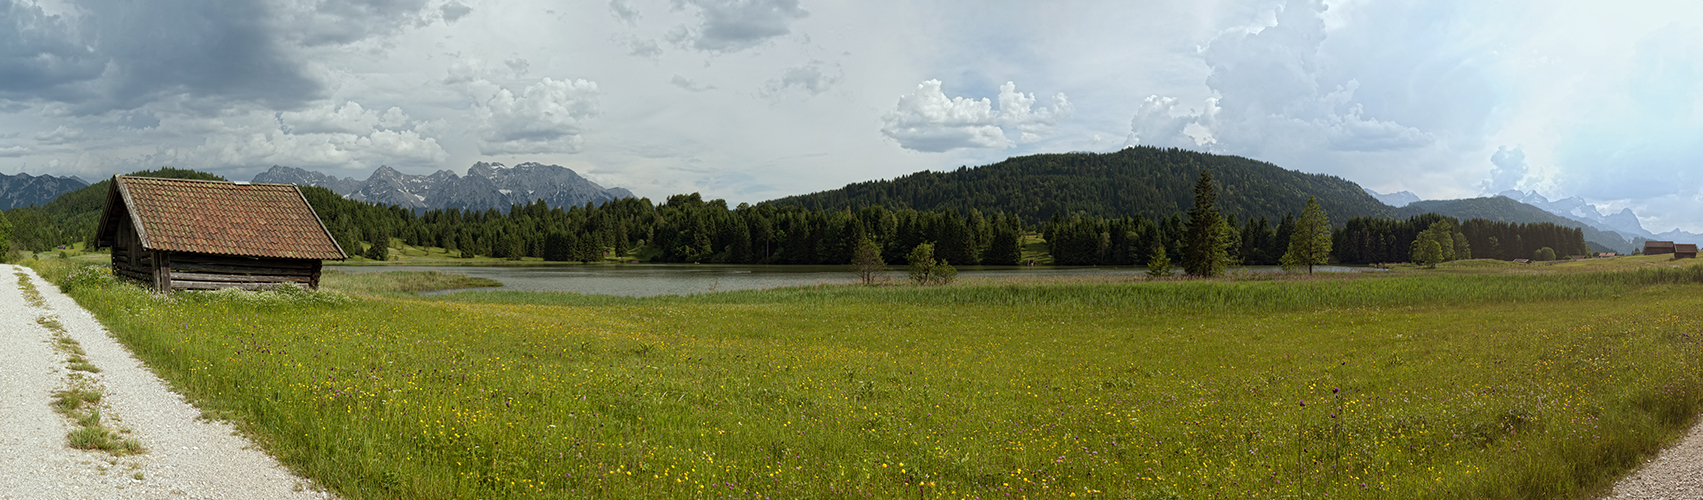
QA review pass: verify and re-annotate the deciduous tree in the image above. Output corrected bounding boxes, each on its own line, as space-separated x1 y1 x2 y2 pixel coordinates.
850 238 885 285
1281 197 1332 273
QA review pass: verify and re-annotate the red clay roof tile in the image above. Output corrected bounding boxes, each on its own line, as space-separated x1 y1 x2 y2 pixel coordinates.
110 176 346 260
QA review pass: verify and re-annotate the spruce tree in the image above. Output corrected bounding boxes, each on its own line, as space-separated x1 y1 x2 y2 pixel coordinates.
365 231 389 261
1145 243 1171 278
1182 169 1229 277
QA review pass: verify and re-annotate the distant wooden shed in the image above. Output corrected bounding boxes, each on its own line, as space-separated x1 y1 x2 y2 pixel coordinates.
96 176 347 291
1646 240 1675 255
1676 244 1698 259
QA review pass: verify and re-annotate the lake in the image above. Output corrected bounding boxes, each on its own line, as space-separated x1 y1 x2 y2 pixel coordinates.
327 263 1376 297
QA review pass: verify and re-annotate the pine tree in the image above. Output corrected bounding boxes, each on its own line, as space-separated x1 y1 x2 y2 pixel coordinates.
1182 169 1230 277
1281 197 1333 273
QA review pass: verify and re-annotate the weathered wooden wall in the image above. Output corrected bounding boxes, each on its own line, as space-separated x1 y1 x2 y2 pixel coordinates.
109 218 324 292
162 253 322 291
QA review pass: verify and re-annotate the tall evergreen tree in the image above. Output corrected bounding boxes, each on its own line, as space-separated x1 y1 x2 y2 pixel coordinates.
1281 197 1333 273
364 230 389 261
1182 169 1230 277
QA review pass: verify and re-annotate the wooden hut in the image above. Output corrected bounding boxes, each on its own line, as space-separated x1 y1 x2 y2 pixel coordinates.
1676 244 1698 259
1645 240 1675 255
95 176 347 291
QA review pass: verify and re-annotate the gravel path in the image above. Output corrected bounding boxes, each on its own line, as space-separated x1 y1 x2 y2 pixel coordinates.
1 264 333 499
1603 415 1703 499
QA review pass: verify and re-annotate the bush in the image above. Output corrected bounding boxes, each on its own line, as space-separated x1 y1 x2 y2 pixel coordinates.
906 243 956 286
61 266 120 294
1534 247 1557 262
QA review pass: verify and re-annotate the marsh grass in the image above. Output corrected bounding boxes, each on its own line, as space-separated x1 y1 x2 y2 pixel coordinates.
26 259 1703 499
319 270 501 296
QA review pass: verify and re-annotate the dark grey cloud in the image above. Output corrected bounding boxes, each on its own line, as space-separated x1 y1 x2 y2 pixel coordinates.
609 0 640 27
440 1 472 23
0 1 105 100
84 0 322 112
0 0 440 114
667 0 807 53
281 0 434 46
762 60 838 97
625 36 663 59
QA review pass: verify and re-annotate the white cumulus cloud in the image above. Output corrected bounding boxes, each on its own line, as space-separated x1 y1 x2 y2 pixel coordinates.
475 78 600 155
881 80 1072 153
279 101 411 135
1127 0 1431 155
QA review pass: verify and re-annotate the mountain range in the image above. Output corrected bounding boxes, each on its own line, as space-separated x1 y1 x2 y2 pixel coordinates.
1393 196 1638 254
1363 188 1420 208
251 162 635 212
1494 190 1703 244
0 172 88 209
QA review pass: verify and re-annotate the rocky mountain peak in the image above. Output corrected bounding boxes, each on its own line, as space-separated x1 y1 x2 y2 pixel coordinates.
250 162 633 212
0 172 89 209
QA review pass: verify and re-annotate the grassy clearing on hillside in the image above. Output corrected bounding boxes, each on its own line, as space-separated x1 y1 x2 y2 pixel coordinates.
27 259 1703 499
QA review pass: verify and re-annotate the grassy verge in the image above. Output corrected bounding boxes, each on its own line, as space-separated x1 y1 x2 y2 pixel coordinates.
26 259 1703 499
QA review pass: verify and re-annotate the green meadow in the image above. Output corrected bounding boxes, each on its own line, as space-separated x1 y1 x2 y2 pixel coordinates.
26 257 1703 499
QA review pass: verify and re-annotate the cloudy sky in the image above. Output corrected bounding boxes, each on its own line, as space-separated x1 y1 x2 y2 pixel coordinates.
2 0 1700 231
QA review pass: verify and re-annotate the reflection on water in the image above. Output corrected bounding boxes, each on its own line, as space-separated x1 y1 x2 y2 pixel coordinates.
327 264 1371 298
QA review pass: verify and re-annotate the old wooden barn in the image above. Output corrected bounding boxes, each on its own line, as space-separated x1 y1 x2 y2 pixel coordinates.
96 176 347 291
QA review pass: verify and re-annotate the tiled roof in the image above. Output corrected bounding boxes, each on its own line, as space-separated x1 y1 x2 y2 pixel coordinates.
108 176 346 260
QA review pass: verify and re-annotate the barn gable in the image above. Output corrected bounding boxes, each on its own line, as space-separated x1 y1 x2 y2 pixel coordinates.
96 176 347 291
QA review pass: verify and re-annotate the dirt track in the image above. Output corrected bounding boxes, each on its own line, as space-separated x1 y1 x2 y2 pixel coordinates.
0 264 332 499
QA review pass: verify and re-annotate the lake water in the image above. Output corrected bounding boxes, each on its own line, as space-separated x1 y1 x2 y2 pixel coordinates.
327 263 1374 297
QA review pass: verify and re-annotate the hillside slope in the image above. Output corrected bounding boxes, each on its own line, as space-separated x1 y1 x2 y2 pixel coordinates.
1397 196 1633 253
767 146 1396 225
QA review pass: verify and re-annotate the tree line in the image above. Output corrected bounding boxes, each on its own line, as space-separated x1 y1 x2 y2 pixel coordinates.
305 187 1026 266
1 166 1592 270
1334 214 1589 264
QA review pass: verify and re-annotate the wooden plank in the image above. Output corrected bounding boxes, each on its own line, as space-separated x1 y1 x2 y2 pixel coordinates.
170 280 300 291
175 254 319 269
168 271 312 283
171 262 316 276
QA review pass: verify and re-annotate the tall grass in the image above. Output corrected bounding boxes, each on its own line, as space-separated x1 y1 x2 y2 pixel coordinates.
27 258 1703 499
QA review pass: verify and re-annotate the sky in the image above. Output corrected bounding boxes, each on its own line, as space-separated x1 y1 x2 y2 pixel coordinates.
1 0 1700 231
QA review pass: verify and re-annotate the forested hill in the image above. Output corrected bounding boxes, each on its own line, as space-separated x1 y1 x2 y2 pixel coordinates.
1396 196 1634 254
767 146 1396 225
